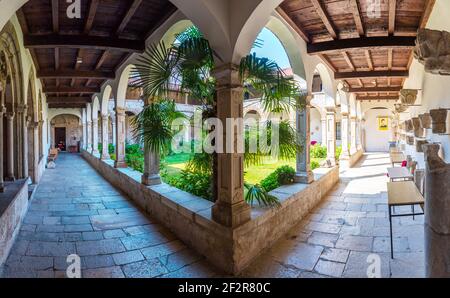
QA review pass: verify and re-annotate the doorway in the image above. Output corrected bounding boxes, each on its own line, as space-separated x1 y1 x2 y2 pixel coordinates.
55 127 66 151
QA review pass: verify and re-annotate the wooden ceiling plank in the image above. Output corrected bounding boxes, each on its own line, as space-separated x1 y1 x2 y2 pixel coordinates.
388 0 397 35
44 86 101 94
319 54 336 72
275 7 309 43
47 97 91 103
38 70 115 80
84 0 100 34
117 0 143 35
388 48 393 69
335 70 409 79
420 0 437 29
342 51 355 71
310 0 337 39
307 36 416 55
51 0 59 33
349 0 364 36
365 50 374 71
349 86 402 93
357 95 399 101
24 35 145 53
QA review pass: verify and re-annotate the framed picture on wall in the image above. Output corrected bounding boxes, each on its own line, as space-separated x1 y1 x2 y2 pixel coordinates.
378 117 389 131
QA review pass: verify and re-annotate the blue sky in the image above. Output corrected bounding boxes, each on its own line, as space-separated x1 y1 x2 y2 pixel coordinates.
251 28 291 69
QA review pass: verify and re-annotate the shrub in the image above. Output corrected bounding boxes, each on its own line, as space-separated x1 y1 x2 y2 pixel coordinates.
163 170 212 201
108 144 115 154
109 153 116 161
311 160 320 170
336 146 342 160
126 144 142 155
310 144 327 159
125 153 144 173
260 165 296 192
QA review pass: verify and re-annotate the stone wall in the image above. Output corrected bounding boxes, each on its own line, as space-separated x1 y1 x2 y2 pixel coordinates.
0 180 29 267
81 150 339 274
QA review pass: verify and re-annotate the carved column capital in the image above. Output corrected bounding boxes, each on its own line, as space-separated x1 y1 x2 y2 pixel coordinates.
6 112 14 120
211 63 242 90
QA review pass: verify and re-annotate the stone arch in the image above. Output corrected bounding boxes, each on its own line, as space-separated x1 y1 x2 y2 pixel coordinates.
101 85 113 116
170 0 284 64
50 114 82 152
310 63 334 98
160 19 194 47
264 16 306 80
115 64 135 108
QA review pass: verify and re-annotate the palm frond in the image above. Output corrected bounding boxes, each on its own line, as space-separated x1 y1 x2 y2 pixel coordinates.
244 183 280 208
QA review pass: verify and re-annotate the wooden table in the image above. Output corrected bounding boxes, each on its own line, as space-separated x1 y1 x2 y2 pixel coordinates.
387 181 425 258
387 167 413 182
390 152 406 167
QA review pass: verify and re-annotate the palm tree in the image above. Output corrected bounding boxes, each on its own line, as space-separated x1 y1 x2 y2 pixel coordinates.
130 26 306 207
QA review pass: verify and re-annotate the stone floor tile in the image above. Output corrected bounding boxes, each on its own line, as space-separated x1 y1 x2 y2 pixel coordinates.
335 235 373 252
314 259 345 277
271 242 323 271
140 240 186 260
103 229 127 239
320 247 350 263
76 239 126 256
82 266 125 278
159 249 203 272
26 241 76 257
121 259 168 278
307 232 339 248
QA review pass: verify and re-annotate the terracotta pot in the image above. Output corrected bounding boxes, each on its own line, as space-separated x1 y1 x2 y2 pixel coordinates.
416 139 429 152
430 109 448 134
419 113 432 129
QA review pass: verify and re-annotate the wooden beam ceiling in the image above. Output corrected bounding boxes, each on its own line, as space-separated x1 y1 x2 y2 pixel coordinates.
48 103 87 109
388 0 397 35
335 70 409 80
46 97 91 103
307 36 416 54
38 70 115 79
356 95 399 101
349 0 364 36
84 0 99 34
275 7 310 42
43 86 101 94
348 86 402 93
310 0 337 39
117 0 143 35
51 0 59 33
23 35 145 52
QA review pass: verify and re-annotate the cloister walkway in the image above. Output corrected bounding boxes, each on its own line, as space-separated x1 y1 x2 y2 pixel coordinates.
241 153 425 278
1 153 218 278
1 153 424 278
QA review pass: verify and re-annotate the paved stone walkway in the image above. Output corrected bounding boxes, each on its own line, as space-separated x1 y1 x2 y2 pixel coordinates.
240 153 425 278
1 153 219 278
1 152 424 278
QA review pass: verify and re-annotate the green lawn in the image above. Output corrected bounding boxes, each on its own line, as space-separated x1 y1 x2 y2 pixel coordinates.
161 154 324 185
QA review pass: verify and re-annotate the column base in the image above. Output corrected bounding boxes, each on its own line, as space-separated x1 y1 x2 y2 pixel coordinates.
141 174 161 186
0 183 4 193
212 200 251 228
5 176 15 182
114 161 127 168
100 153 110 160
294 171 314 184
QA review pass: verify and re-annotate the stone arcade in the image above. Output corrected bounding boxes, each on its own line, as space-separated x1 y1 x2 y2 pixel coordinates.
0 0 449 278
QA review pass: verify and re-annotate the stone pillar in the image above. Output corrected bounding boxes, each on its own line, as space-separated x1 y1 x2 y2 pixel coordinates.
5 112 15 181
50 123 55 149
321 117 327 146
86 120 92 152
17 105 28 179
340 112 350 160
423 143 450 277
142 150 161 185
101 115 110 159
356 119 363 150
81 121 87 150
114 107 127 168
0 105 5 192
111 114 117 146
92 117 99 155
325 107 336 166
211 64 250 227
350 116 357 155
295 97 314 184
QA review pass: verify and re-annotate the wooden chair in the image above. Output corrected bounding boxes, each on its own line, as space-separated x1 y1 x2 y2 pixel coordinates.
48 148 59 162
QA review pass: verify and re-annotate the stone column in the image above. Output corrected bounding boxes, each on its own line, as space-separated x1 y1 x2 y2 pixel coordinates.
111 114 117 146
211 64 250 227
86 120 92 152
356 119 362 150
325 107 336 166
114 107 127 168
17 105 28 179
91 117 99 155
295 97 314 183
0 105 5 192
101 115 110 159
81 120 86 150
142 150 161 185
340 112 350 160
5 112 15 181
350 116 357 155
321 117 327 146
50 123 55 149
423 143 450 277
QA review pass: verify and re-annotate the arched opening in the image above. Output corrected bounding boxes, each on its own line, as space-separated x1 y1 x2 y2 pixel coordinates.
363 107 393 152
50 114 82 152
